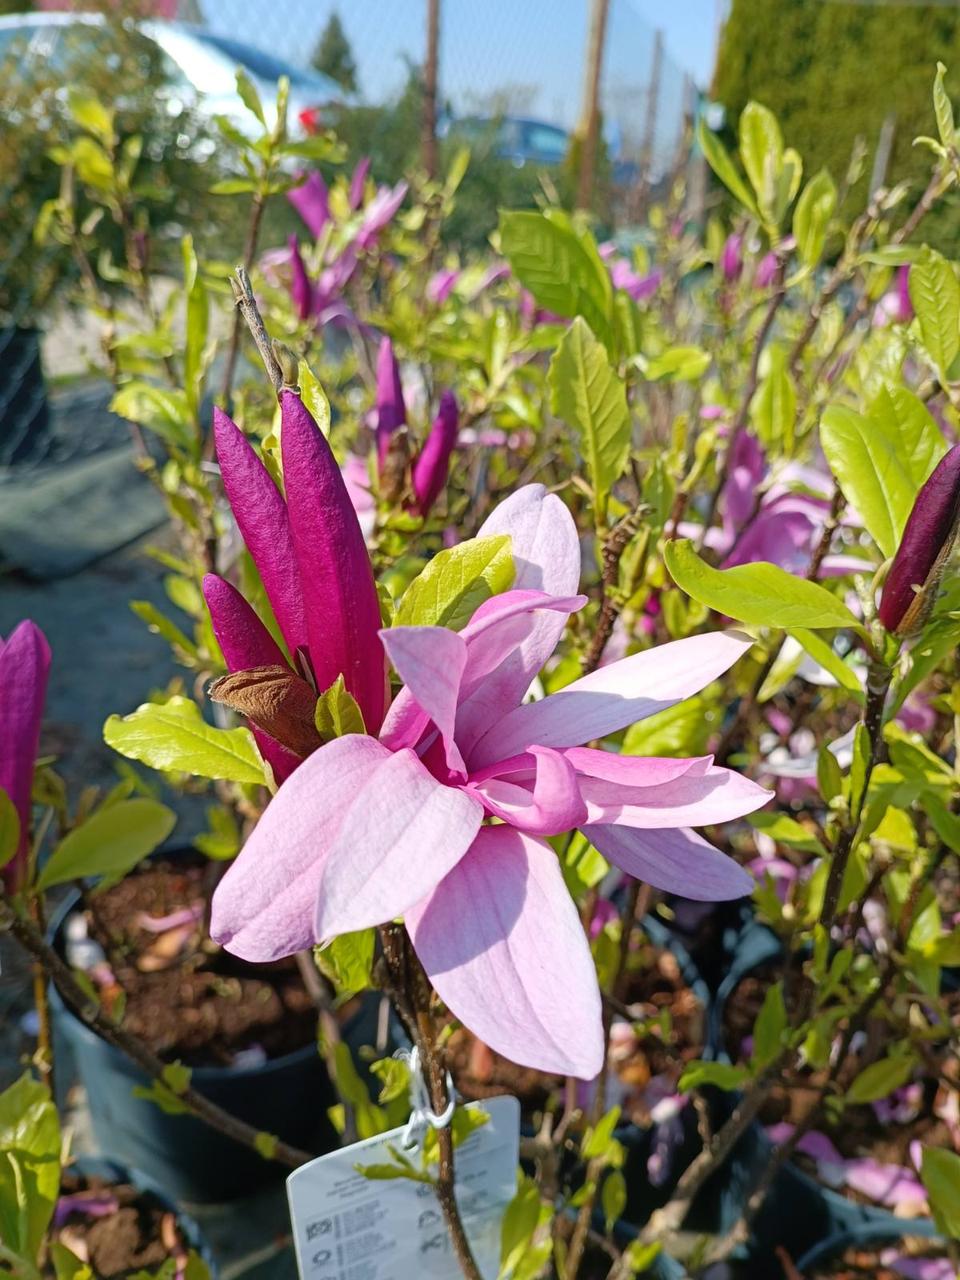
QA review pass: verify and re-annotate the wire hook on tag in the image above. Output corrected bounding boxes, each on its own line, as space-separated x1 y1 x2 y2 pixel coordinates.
395 1044 455 1150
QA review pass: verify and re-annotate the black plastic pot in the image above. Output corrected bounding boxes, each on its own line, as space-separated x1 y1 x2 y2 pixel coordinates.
67 1155 218 1274
50 888 342 1203
794 1212 941 1276
0 327 51 467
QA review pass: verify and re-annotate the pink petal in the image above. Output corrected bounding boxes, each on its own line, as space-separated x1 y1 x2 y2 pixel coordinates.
471 746 588 835
585 824 755 900
213 408 306 656
201 575 300 784
210 735 388 961
477 483 580 596
470 630 755 767
844 1158 927 1209
0 620 51 889
379 626 468 775
288 170 330 237
564 748 709 789
580 763 772 827
348 156 371 210
375 336 406 466
411 390 458 516
407 826 604 1078
280 392 387 732
315 750 483 938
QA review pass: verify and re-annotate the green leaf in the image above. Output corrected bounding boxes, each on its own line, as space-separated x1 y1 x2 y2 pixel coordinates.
209 178 259 195
793 169 837 267
549 318 630 520
182 234 208 426
0 789 21 872
37 799 175 891
254 1131 278 1161
820 405 916 559
499 210 613 347
235 67 266 125
316 929 376 999
109 384 192 450
500 1176 543 1275
846 1052 915 1104
788 629 864 700
193 804 241 861
51 1242 94 1280
582 1105 621 1159
643 346 711 382
664 540 861 631
870 385 947 488
739 101 784 222
314 675 366 741
750 346 796 452
922 1146 960 1238
848 722 871 814
817 744 845 803
298 360 331 438
748 811 826 855
623 1240 662 1274
679 1060 750 1092
103 696 266 785
697 118 758 216
395 535 514 630
622 693 716 758
0 1074 61 1262
933 62 956 151
601 1169 627 1233
909 246 960 379
751 982 787 1068
66 89 114 143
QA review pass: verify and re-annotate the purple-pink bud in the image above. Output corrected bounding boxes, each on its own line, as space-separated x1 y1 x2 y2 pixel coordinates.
721 233 743 283
375 337 406 467
288 235 313 322
878 443 960 635
412 391 458 516
348 156 371 210
288 171 330 238
755 251 779 289
0 620 51 892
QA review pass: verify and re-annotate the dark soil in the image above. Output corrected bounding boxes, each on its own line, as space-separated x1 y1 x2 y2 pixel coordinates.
74 858 316 1066
48 1171 190 1278
446 1025 562 1110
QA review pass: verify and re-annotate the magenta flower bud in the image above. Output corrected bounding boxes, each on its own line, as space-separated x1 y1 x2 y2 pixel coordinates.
348 156 371 210
878 443 960 635
375 336 406 467
755 250 779 289
895 265 914 324
0 620 51 893
288 170 330 238
721 233 743 282
412 390 458 516
288 235 313 322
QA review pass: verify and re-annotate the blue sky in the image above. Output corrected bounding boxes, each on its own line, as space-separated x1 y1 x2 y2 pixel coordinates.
200 1 721 114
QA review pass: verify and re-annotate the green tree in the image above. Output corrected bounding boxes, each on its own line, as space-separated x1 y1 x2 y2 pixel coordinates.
712 0 960 239
311 10 358 93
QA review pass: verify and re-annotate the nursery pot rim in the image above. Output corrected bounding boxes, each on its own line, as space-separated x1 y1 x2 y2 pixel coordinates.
794 1214 941 1271
48 875 324 1083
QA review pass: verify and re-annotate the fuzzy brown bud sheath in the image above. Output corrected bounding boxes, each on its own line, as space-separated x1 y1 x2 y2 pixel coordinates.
878 443 960 636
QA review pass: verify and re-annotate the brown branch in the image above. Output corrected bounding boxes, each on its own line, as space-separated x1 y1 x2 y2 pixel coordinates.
220 189 269 407
582 507 647 676
1 899 313 1169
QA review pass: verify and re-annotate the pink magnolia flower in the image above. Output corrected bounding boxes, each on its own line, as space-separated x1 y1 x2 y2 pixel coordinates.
721 233 744 282
427 268 460 305
211 486 768 1077
0 621 51 892
204 396 387 781
355 180 408 250
874 265 914 328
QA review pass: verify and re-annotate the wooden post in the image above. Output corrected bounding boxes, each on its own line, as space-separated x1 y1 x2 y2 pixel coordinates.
630 27 664 220
575 0 611 212
422 0 441 181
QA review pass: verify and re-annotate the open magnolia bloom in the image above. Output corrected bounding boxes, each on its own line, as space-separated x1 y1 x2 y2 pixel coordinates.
211 480 770 1078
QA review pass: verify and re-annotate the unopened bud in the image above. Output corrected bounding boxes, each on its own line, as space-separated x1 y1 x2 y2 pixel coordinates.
878 443 960 636
271 340 300 393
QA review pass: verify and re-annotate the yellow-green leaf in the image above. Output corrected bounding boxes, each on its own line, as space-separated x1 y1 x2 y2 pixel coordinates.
103 696 266 785
37 798 176 891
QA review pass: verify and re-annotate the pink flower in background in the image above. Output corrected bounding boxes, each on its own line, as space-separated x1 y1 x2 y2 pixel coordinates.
287 235 313 322
427 268 460 304
874 265 914 327
355 180 408 250
211 485 768 1076
755 250 780 288
341 454 376 540
204 395 387 781
610 260 662 303
0 620 51 893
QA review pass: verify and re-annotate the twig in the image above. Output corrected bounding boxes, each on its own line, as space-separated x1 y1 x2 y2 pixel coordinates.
295 950 358 1145
1 899 314 1169
220 189 269 407
229 266 284 396
582 507 647 676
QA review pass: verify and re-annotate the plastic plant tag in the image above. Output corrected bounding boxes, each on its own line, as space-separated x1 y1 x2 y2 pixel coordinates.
286 1095 520 1279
